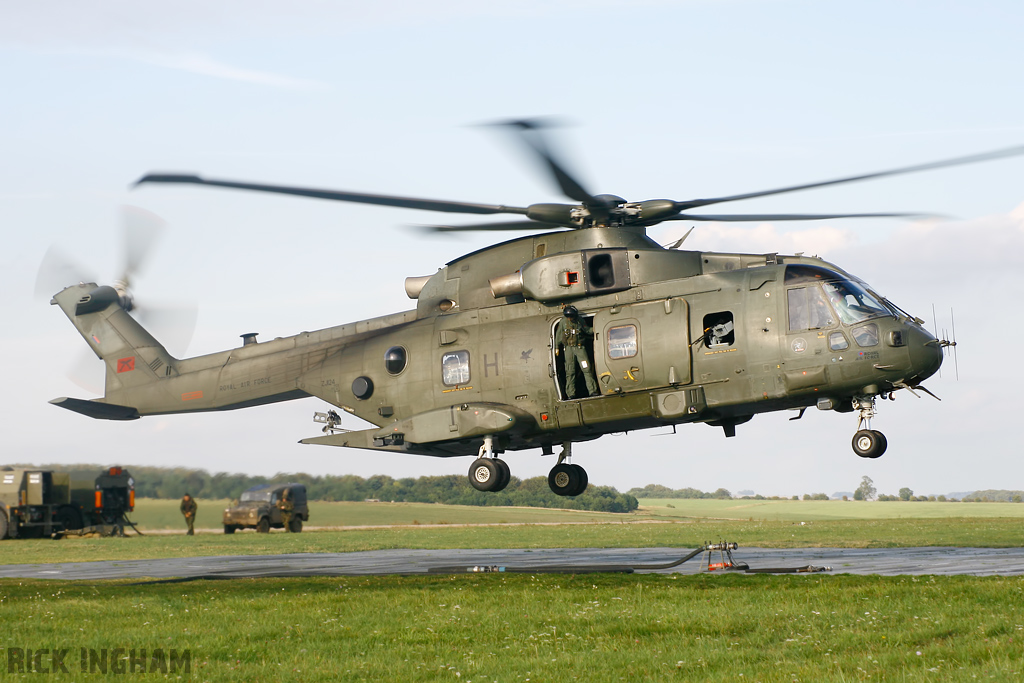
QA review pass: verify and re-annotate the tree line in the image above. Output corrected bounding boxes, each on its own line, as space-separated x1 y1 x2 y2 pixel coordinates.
32 464 639 513
626 484 734 499
853 477 1023 502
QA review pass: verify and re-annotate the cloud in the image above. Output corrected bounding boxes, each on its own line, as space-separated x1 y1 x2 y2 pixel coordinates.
658 221 858 257
132 51 329 90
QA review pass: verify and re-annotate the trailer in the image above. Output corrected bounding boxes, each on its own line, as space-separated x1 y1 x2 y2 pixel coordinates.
0 466 136 539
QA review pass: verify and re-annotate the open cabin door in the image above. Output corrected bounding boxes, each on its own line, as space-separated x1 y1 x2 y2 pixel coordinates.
592 298 691 395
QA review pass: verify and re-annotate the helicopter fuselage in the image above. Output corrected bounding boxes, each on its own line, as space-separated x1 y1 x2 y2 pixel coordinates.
51 226 941 466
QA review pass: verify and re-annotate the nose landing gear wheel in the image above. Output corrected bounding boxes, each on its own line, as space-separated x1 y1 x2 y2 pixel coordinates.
852 429 887 458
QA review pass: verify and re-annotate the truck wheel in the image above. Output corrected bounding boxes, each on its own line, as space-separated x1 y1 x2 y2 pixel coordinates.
288 517 303 533
0 510 8 540
224 525 236 534
256 518 270 534
56 505 83 532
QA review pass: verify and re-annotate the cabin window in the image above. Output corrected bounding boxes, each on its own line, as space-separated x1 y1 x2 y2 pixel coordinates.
703 312 735 347
384 346 407 375
441 350 470 386
607 325 638 359
787 285 835 331
852 323 879 348
829 332 849 351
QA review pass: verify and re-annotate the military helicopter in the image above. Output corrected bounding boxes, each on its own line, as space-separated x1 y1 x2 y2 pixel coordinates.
48 121 1022 496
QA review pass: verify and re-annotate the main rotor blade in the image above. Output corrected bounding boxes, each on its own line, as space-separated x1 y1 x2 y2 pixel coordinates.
667 211 934 222
134 174 529 216
35 246 94 298
121 205 166 283
493 119 599 207
134 304 197 359
420 220 566 233
675 145 1024 211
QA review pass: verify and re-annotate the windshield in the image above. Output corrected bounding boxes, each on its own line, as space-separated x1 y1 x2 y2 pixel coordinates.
240 489 273 503
822 280 890 325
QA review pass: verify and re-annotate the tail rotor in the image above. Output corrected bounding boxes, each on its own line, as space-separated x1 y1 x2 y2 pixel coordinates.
36 206 197 392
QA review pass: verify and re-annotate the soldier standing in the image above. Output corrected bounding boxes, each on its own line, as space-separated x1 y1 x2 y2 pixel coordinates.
554 305 599 399
278 488 294 532
180 493 198 536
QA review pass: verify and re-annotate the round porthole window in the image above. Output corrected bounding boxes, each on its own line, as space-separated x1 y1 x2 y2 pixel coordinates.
384 346 407 375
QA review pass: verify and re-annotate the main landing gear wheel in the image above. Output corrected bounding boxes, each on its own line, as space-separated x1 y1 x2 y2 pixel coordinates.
493 459 511 492
852 429 887 459
468 458 510 492
548 463 589 497
570 464 588 495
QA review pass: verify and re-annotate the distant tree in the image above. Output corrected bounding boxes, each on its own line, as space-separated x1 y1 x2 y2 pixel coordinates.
802 494 811 501
712 488 732 499
937 495 947 502
1014 495 1023 503
898 487 913 501
855 476 876 501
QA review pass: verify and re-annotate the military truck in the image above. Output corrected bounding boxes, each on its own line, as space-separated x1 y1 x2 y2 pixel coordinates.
222 483 308 534
0 466 135 539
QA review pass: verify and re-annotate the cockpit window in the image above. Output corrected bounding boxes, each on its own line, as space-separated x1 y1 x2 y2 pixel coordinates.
787 286 835 331
823 281 890 325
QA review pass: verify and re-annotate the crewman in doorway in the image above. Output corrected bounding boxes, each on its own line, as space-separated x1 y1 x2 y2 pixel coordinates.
554 305 599 399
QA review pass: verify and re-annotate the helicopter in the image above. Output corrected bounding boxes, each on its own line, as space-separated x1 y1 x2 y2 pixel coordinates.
48 121 1022 497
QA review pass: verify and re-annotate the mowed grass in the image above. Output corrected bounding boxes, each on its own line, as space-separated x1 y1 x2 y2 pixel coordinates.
3 573 1023 682
4 517 1022 566
128 498 641 531
639 498 1024 521
134 496 1024 532
5 501 1024 681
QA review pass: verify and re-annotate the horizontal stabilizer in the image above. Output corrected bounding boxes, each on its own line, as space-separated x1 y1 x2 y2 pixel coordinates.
50 397 140 421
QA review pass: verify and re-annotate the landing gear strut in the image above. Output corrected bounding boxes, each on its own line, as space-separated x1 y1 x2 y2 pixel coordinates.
468 436 511 492
547 442 588 497
851 395 887 459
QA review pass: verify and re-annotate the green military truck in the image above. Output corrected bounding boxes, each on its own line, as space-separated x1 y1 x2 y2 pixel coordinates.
222 483 308 534
0 466 136 539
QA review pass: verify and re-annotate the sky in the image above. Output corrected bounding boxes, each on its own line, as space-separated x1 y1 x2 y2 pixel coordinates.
3 0 1024 497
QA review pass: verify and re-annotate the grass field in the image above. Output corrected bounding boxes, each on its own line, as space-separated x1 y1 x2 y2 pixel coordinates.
3 517 1022 566
131 496 1024 532
128 498 644 531
4 501 1024 680
639 498 1024 521
3 573 1022 681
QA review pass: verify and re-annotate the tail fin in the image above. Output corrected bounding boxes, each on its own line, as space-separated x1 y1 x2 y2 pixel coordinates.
51 283 177 417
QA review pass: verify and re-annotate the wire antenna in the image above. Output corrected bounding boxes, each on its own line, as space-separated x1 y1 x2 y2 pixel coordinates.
950 307 959 380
